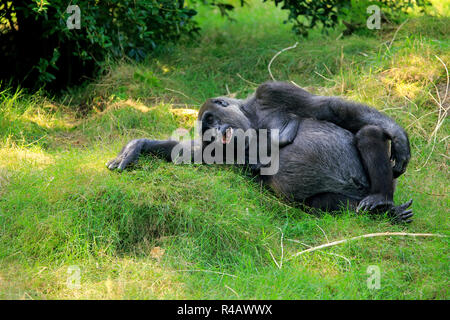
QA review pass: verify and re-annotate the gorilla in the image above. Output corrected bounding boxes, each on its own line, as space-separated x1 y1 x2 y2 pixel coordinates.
107 81 413 223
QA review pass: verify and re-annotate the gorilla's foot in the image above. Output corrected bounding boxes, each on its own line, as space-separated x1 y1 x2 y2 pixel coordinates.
388 199 413 224
356 194 394 213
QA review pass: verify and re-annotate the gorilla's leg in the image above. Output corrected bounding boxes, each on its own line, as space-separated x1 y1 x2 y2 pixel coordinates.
355 125 393 209
355 125 413 222
304 193 359 212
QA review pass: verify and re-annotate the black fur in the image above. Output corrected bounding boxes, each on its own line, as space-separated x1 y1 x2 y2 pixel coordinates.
107 82 413 223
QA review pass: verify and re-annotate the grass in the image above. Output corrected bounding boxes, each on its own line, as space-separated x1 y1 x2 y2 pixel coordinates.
0 0 449 299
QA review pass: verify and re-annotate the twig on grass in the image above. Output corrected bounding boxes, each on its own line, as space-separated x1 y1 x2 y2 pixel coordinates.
286 238 352 269
236 73 258 86
268 42 298 81
175 269 237 278
225 285 240 298
386 19 409 51
165 88 199 104
415 55 449 171
291 232 447 258
435 55 449 103
316 224 329 243
268 227 285 269
407 186 447 197
278 227 284 269
225 84 231 96
314 71 336 83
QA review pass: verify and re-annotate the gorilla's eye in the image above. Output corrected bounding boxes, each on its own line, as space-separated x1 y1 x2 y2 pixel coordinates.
212 99 229 107
204 113 215 125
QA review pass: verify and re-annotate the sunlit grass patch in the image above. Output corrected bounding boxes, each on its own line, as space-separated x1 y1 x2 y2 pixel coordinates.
0 0 448 299
0 257 186 299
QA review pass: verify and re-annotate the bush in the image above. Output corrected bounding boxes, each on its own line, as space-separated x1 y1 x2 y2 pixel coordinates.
0 0 198 89
0 0 433 90
269 0 432 36
210 0 432 37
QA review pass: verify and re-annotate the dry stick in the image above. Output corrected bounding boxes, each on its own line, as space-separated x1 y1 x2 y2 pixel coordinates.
323 62 334 76
175 269 237 278
164 88 199 104
405 109 439 130
429 87 448 140
416 56 449 171
236 73 258 86
268 249 281 269
407 186 446 197
286 238 352 268
277 227 284 269
225 285 240 298
435 55 449 103
292 232 446 258
387 19 409 51
316 224 329 243
268 227 285 269
290 80 303 89
439 152 449 161
314 71 336 83
268 42 299 81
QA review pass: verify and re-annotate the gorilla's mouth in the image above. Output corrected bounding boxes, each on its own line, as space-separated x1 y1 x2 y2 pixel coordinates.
221 127 233 144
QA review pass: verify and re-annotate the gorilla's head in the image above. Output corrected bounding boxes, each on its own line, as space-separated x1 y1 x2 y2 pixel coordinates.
198 97 252 145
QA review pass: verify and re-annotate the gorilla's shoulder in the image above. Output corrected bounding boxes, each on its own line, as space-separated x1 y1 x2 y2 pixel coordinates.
255 81 311 101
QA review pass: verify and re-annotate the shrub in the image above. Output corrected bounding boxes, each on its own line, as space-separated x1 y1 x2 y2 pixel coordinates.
0 0 199 89
0 0 433 89
211 0 433 36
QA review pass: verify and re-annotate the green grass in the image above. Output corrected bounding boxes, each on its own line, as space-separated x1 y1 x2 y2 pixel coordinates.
0 0 449 299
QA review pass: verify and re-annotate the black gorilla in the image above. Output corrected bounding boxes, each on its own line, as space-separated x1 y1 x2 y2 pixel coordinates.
107 81 413 223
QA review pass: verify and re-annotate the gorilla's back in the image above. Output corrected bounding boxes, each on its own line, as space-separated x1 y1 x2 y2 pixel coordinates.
267 118 370 201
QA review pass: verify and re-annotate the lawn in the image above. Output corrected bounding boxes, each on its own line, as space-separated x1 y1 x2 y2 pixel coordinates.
0 1 448 299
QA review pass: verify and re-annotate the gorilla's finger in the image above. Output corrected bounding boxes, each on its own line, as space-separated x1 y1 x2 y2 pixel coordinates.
117 153 138 171
357 201 369 213
393 163 403 177
401 161 408 174
393 156 409 177
117 159 129 171
400 211 413 220
356 201 365 212
107 158 121 170
399 199 413 210
106 159 118 168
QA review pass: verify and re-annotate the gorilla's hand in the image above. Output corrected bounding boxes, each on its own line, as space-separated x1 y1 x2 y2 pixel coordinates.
389 199 413 224
357 195 413 224
390 133 411 178
107 139 144 171
356 194 393 213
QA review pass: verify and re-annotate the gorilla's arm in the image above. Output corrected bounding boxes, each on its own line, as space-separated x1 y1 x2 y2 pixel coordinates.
107 139 199 171
255 81 411 177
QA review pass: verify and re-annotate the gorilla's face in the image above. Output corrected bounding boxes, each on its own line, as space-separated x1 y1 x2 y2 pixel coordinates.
198 97 251 145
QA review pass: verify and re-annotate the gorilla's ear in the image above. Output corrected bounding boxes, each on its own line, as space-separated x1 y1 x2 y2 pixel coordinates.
278 119 300 147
